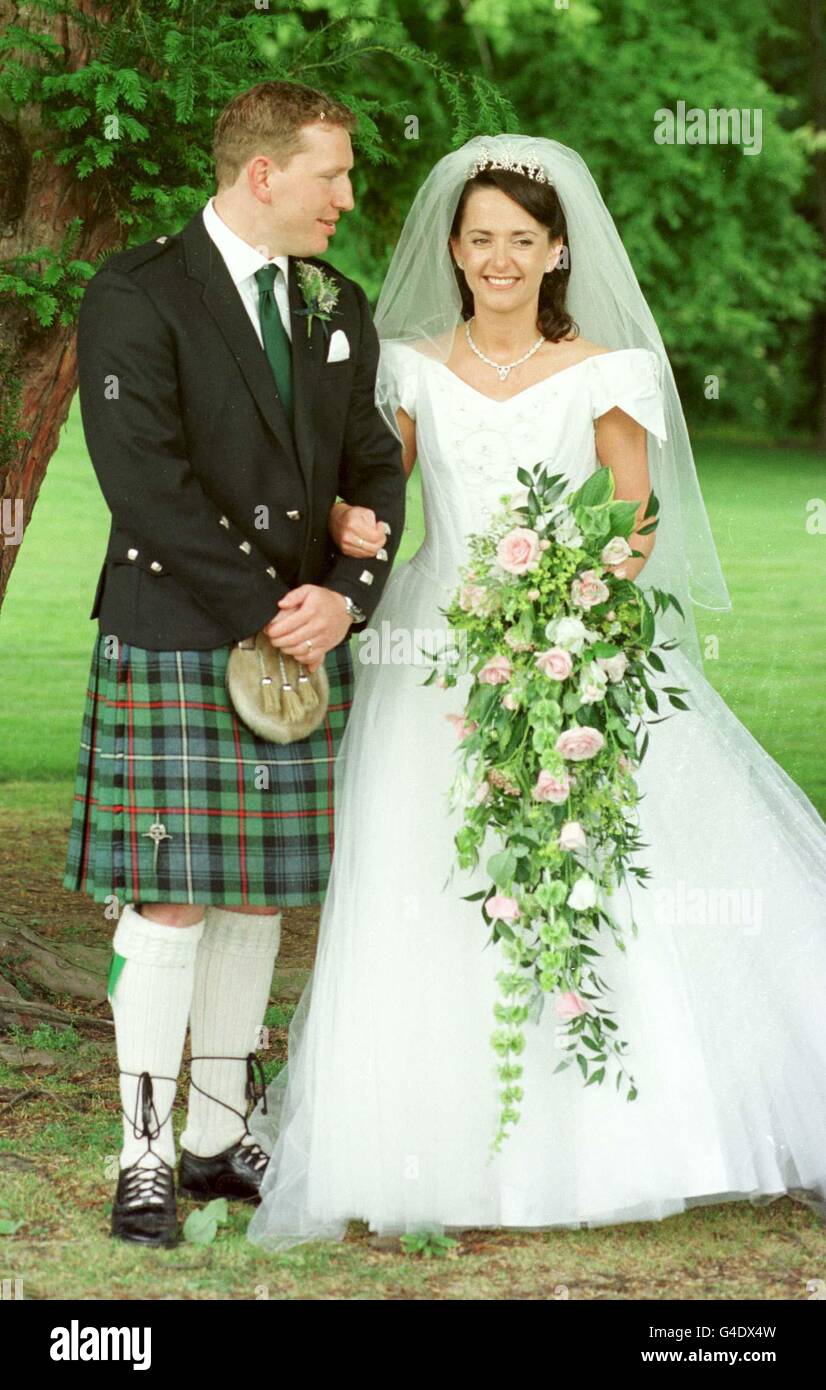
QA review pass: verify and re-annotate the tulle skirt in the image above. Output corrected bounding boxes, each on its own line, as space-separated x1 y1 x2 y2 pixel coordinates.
246 557 826 1250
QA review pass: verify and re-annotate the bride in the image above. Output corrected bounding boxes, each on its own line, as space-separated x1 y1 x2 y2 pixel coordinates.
245 134 826 1250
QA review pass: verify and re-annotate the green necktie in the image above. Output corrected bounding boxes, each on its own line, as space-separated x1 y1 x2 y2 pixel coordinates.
254 264 294 423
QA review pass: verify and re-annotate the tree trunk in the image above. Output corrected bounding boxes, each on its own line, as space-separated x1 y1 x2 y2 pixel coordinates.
809 0 826 447
0 0 121 607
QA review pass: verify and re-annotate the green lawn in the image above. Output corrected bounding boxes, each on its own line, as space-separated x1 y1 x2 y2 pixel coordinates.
0 397 824 814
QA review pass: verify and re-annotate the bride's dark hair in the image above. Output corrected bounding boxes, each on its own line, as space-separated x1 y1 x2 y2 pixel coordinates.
449 168 579 343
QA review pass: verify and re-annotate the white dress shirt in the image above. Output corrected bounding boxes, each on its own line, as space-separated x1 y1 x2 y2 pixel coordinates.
201 195 291 345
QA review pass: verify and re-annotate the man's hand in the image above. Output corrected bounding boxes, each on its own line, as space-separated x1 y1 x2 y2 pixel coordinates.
263 585 352 672
328 501 387 558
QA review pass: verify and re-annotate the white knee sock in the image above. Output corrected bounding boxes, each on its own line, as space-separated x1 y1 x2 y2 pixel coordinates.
110 902 205 1172
180 908 282 1159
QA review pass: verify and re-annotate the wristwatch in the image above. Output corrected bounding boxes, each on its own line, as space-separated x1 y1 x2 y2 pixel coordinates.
342 595 367 624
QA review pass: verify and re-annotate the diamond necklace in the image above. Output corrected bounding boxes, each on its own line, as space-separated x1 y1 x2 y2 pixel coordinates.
465 317 545 381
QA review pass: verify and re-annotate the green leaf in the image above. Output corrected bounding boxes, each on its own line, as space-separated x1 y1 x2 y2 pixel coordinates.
584 1067 606 1086
638 601 655 646
487 847 518 886
183 1198 229 1245
577 467 613 508
607 500 640 534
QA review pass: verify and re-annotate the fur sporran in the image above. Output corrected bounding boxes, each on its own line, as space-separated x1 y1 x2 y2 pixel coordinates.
226 633 329 744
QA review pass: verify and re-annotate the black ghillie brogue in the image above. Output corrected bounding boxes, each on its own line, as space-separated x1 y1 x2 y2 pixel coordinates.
110 1070 180 1247
179 1051 270 1202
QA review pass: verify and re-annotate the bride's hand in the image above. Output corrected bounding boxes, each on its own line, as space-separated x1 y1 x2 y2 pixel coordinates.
328 502 387 558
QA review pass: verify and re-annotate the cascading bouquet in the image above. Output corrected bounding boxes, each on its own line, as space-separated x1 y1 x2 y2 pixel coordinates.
425 461 689 1155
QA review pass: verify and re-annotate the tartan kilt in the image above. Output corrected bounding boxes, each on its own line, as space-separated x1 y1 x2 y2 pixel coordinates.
62 632 354 907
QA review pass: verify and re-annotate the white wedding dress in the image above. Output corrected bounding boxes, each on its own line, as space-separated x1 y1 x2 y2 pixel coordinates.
246 343 826 1250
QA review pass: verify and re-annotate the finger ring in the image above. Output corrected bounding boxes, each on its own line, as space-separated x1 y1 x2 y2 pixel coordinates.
356 537 364 548
305 640 313 650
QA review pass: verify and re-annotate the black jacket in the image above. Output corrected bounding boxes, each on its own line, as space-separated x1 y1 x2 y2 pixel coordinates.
76 208 406 650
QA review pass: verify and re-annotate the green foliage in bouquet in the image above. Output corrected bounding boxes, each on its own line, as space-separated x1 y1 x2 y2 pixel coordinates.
427 461 688 1155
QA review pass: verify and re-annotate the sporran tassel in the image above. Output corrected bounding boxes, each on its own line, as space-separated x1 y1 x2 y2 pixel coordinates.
278 654 305 723
297 671 319 710
257 648 280 712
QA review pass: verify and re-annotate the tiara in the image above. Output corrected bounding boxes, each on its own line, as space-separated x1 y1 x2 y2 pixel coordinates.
465 143 550 184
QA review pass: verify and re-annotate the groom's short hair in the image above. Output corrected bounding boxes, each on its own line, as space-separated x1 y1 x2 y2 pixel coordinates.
213 80 357 187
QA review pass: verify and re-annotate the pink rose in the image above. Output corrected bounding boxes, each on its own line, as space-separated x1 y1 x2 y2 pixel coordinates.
571 569 610 609
557 991 589 1022
478 654 513 685
446 713 478 741
501 692 519 711
532 770 572 804
488 894 521 922
496 527 541 576
535 646 573 681
558 820 587 851
504 628 534 652
487 768 521 795
555 726 605 761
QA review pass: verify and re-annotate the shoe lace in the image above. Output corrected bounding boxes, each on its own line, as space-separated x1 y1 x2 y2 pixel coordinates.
120 1159 174 1208
187 1051 268 1145
118 1068 179 1165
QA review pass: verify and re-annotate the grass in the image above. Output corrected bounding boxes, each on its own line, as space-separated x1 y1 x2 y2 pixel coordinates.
1 995 823 1301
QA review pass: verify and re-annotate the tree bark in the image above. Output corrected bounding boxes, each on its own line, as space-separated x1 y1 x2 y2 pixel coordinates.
809 0 826 447
0 0 121 606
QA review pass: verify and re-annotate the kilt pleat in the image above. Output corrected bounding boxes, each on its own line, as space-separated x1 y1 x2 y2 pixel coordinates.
63 633 354 907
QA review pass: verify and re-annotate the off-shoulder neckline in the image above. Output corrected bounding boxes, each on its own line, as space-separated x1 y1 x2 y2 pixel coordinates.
416 346 653 407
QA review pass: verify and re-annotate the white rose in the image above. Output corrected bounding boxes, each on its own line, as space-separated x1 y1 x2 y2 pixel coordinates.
579 664 608 703
544 615 586 652
567 876 598 911
544 616 599 654
559 821 587 852
601 536 633 567
596 652 629 683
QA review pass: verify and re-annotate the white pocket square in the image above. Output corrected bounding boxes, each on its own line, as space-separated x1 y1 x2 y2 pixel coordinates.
326 328 350 363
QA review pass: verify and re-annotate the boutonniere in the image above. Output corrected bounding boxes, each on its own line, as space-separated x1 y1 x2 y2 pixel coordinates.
294 260 341 340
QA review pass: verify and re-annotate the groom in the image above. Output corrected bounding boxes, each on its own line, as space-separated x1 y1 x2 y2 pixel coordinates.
65 80 406 1246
